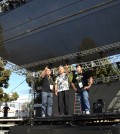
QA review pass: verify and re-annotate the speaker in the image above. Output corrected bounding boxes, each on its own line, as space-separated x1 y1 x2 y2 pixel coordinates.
34 104 42 117
93 99 105 113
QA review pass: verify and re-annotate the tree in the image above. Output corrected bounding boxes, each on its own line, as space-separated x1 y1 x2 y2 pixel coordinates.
2 93 9 102
0 57 19 102
91 64 120 83
9 92 19 101
0 88 4 100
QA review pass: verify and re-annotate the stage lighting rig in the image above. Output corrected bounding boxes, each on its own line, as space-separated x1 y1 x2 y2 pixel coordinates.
21 42 120 68
94 75 120 84
6 61 27 76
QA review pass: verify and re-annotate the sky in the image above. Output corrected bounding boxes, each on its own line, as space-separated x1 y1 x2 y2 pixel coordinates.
3 72 31 100
108 54 120 63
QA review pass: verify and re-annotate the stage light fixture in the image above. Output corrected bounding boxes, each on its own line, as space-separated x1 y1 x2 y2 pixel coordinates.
21 42 120 68
65 59 69 65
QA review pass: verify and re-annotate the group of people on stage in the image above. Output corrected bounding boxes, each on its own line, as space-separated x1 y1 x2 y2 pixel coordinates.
41 64 93 117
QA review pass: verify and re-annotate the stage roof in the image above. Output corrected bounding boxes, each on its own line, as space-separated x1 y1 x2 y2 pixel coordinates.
0 0 120 68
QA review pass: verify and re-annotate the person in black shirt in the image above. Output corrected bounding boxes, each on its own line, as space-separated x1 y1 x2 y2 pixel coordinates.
41 67 54 117
2 103 10 118
71 64 93 114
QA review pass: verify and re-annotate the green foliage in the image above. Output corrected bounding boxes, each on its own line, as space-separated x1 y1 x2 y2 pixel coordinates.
91 64 120 83
0 59 11 89
0 88 3 99
26 72 43 89
0 57 19 102
2 93 9 102
9 92 19 101
68 72 73 84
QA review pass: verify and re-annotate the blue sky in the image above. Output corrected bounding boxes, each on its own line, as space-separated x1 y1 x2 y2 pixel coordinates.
3 72 31 97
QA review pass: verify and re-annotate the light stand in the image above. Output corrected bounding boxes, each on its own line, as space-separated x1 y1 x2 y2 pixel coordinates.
25 79 35 126
29 81 35 126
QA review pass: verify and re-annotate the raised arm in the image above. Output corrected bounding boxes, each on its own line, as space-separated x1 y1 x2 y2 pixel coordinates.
65 64 69 75
41 66 48 78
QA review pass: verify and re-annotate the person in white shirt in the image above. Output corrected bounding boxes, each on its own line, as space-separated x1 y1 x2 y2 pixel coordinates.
55 65 69 116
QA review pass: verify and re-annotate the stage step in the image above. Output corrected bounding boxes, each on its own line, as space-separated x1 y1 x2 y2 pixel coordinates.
0 124 16 127
0 130 9 134
0 123 16 133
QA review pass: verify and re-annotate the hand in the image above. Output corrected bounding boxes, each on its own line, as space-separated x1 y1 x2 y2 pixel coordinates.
65 64 69 68
74 88 77 91
55 91 58 96
45 66 48 70
84 86 91 90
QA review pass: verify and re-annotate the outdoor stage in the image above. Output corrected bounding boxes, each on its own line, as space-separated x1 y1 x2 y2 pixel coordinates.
21 113 120 126
0 113 120 134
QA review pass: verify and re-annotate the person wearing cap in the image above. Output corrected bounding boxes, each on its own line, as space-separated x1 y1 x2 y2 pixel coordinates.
71 64 93 114
41 66 54 117
55 65 69 116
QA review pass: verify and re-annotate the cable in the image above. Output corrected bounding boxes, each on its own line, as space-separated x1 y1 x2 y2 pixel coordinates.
8 79 26 93
0 0 82 33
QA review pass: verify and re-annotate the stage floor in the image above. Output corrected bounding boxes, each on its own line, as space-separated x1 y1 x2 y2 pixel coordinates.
21 113 120 126
0 113 120 134
0 113 120 126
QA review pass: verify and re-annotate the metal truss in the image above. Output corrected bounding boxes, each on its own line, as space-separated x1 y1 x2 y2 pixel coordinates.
21 42 120 68
80 54 120 69
5 61 27 76
5 60 120 84
2 42 120 76
4 54 119 76
94 75 120 84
